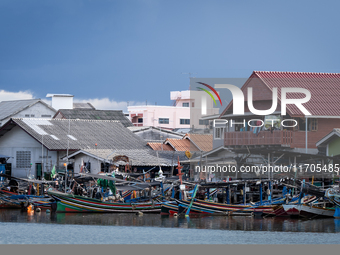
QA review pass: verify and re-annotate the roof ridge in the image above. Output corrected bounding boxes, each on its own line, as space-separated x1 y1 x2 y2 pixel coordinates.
0 98 40 103
254 70 340 75
12 118 121 123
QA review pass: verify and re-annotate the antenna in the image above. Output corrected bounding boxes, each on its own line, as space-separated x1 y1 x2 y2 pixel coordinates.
181 72 197 90
181 72 197 78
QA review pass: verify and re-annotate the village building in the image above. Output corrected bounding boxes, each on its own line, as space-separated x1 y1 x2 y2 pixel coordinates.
53 108 133 128
316 128 340 157
0 118 173 179
188 71 340 181
146 133 213 152
62 148 187 178
128 126 183 142
0 99 57 127
127 90 218 130
215 71 340 154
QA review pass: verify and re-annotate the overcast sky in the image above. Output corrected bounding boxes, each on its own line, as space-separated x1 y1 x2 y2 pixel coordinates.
1 0 339 111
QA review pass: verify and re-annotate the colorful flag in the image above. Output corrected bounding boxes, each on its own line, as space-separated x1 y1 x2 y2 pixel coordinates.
51 165 56 178
80 158 84 173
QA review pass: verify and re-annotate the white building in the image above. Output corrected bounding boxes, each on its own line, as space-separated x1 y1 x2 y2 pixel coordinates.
0 118 148 178
128 90 218 130
0 99 56 127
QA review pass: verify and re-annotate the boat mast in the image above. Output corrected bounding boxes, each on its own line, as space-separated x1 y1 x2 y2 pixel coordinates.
65 119 70 193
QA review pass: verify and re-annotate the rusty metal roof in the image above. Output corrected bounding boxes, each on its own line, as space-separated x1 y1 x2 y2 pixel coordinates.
184 133 213 152
165 138 200 152
147 143 174 151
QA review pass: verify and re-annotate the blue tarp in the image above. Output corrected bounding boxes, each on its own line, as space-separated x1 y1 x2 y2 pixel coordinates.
0 164 5 181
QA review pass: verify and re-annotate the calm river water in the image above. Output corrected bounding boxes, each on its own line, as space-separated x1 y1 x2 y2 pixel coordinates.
0 209 340 244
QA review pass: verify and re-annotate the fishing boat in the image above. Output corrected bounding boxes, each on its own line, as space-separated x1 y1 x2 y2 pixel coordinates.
0 196 23 209
161 197 286 216
161 183 289 216
47 170 173 213
280 182 338 218
282 203 335 218
325 188 340 207
0 192 54 210
272 195 317 217
48 190 161 213
0 175 56 211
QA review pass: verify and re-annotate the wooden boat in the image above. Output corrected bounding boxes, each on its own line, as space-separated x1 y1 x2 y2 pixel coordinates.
161 197 286 216
282 203 335 218
272 195 317 217
48 190 161 213
325 188 340 207
0 196 23 209
0 192 54 210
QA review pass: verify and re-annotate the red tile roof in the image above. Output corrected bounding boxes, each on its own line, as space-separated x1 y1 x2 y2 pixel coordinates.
147 143 174 151
221 71 340 117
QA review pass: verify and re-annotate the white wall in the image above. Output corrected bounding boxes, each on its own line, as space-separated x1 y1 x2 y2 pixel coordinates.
51 96 73 110
0 126 58 178
72 154 103 174
128 105 190 129
1 102 56 126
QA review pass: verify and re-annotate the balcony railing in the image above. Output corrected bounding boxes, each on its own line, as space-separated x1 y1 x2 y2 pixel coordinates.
224 130 293 147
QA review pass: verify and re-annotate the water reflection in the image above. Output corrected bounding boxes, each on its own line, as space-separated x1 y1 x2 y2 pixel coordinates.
1 209 340 233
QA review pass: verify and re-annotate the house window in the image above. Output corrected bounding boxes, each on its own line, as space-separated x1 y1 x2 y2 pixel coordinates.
138 118 143 123
180 119 190 125
16 151 31 168
214 127 225 139
199 119 209 125
159 118 169 124
182 103 189 107
41 115 52 118
295 118 317 131
310 119 318 131
30 114 35 117
25 114 30 117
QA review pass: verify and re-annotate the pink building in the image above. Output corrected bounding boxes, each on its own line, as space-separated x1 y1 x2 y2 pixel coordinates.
128 90 218 130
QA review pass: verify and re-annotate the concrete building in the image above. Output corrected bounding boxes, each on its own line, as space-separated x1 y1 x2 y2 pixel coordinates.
46 94 94 111
0 118 147 178
128 90 218 131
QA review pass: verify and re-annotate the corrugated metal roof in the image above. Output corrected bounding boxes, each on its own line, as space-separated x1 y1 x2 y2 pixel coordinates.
54 109 133 127
73 103 95 109
254 71 340 117
147 143 174 151
165 138 199 152
7 118 147 151
128 126 183 141
0 99 56 121
69 149 186 166
184 133 213 152
316 128 340 147
221 71 340 117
